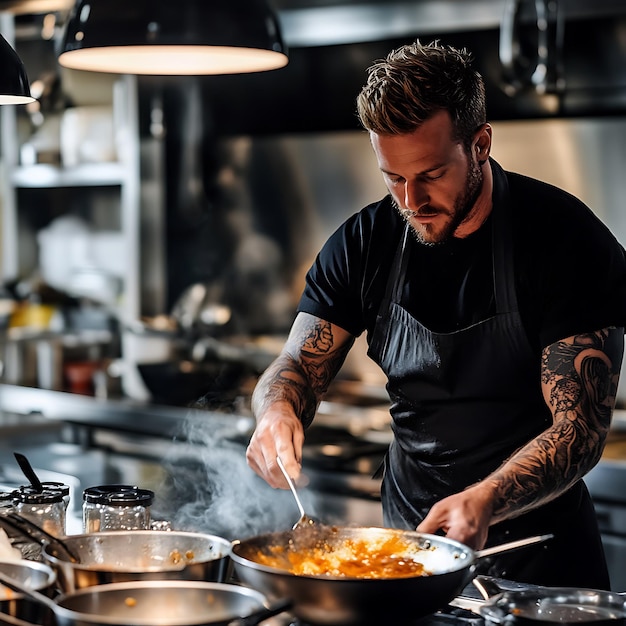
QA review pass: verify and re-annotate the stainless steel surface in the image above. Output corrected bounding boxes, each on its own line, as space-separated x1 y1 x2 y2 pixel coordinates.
0 575 281 626
42 530 232 594
55 581 285 626
273 0 626 48
0 383 254 438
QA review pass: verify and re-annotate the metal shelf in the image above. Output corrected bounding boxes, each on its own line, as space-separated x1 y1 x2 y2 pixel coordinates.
10 162 126 188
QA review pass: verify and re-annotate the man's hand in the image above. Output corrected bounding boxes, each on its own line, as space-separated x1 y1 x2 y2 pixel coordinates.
246 401 305 489
246 313 355 490
416 482 495 550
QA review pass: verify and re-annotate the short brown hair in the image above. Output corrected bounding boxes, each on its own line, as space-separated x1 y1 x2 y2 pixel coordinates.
356 40 486 148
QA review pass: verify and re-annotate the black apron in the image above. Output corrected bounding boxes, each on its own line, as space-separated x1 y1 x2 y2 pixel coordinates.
367 167 610 589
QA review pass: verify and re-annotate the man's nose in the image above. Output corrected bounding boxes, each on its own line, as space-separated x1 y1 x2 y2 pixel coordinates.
405 182 429 211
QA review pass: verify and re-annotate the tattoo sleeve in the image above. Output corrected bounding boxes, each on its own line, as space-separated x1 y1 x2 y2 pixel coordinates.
487 327 624 521
252 315 355 428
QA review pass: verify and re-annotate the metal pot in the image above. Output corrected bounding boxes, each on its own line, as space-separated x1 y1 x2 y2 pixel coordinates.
475 576 626 625
0 576 291 626
230 526 551 626
0 560 56 623
42 531 232 594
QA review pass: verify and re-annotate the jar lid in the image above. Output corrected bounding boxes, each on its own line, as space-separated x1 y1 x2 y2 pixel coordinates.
14 486 64 504
104 489 154 507
82 485 138 503
83 485 153 506
41 482 70 497
0 491 15 503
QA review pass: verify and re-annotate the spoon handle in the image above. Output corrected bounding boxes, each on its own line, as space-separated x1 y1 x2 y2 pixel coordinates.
13 452 44 492
276 456 306 518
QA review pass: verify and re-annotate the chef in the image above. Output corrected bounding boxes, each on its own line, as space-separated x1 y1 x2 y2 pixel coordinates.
245 40 626 589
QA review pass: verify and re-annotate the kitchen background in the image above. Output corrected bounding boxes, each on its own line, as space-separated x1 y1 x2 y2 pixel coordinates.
0 0 625 590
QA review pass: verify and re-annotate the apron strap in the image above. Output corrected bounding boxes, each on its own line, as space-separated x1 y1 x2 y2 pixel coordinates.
491 164 518 315
390 224 410 304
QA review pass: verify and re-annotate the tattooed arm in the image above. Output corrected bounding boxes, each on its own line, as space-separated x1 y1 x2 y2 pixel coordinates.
417 327 624 549
246 312 355 488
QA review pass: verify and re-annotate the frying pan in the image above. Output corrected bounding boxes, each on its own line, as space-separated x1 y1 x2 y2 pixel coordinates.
0 573 291 626
475 575 626 625
42 531 232 593
230 526 552 626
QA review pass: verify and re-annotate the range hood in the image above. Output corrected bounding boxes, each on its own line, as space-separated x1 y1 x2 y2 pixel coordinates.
275 0 626 47
172 0 626 135
277 0 506 47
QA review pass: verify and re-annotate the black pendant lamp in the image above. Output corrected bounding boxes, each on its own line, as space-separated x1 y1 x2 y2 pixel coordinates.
0 32 34 104
58 0 288 75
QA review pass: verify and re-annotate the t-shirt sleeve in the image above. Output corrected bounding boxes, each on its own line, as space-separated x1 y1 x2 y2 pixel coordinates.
527 189 626 348
297 216 367 337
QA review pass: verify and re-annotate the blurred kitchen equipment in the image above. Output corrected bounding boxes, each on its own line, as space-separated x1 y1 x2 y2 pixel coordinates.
276 456 316 530
60 106 117 167
171 282 232 335
37 216 124 307
475 575 626 624
0 560 56 624
231 528 552 626
42 530 233 594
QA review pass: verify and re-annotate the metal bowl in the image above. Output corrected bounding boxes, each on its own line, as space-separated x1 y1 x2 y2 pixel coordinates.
0 559 56 623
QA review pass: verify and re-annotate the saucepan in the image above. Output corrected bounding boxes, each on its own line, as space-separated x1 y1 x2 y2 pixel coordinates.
474 575 626 625
0 573 291 626
230 526 552 626
42 531 233 594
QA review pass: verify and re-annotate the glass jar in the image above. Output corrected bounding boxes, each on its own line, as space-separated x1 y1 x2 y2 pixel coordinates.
41 482 71 510
13 487 66 537
83 485 154 533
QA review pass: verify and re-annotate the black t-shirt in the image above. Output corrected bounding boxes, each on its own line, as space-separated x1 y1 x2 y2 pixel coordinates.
298 161 626 354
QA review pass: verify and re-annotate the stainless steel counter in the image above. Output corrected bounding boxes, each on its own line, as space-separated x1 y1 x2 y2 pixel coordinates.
0 383 255 438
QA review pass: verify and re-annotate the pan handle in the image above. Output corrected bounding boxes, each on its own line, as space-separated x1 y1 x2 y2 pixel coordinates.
227 598 292 626
474 533 553 559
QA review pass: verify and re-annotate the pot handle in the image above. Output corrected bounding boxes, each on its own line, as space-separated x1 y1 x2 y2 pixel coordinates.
227 598 292 626
474 533 553 559
473 575 506 601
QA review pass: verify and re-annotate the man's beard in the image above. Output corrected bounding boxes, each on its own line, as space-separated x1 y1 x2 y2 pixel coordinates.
395 158 484 246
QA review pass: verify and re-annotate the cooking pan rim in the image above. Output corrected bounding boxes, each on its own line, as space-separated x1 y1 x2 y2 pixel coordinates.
230 526 475 581
0 558 57 596
479 586 626 618
53 580 270 626
43 529 233 571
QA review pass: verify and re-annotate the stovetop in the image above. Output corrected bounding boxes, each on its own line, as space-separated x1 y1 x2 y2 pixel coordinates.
268 604 484 626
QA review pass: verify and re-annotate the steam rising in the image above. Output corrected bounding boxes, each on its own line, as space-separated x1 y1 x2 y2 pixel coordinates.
153 412 318 541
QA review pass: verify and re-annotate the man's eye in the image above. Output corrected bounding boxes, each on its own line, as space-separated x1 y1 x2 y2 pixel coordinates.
387 176 403 185
425 172 444 181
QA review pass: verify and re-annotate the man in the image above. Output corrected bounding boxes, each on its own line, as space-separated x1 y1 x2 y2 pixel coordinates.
246 40 626 588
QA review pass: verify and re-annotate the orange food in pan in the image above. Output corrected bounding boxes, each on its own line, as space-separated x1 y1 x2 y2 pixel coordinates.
251 534 429 579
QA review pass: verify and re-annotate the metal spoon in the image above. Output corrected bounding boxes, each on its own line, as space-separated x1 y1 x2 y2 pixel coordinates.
276 456 316 530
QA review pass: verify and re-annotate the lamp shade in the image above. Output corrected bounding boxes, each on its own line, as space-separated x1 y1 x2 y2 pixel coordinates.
0 0 74 14
58 0 289 75
0 33 34 104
